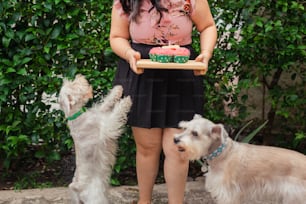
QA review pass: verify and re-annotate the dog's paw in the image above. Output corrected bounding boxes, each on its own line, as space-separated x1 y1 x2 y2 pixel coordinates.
120 96 132 112
110 96 132 121
111 85 123 99
123 95 132 103
69 182 79 191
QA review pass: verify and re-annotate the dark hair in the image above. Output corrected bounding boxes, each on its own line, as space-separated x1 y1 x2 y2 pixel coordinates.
119 0 168 22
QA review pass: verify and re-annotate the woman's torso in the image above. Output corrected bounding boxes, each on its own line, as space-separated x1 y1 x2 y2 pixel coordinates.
116 0 196 46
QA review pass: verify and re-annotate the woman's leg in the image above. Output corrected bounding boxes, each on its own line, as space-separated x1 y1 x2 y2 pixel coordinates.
162 128 189 204
132 127 163 204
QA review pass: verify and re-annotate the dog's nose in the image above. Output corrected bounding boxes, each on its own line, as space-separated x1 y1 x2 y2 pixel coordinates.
173 137 180 144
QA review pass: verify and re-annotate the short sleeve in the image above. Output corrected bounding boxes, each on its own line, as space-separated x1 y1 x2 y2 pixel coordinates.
113 0 129 18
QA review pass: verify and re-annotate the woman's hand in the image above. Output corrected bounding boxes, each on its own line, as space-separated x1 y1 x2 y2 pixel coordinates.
194 52 210 76
125 48 144 75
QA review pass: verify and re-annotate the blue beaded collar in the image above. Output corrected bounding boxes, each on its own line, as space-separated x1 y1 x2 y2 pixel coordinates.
206 142 227 161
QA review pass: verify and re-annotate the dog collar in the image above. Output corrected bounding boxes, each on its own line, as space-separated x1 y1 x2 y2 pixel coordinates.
206 142 226 161
67 107 86 121
198 141 227 175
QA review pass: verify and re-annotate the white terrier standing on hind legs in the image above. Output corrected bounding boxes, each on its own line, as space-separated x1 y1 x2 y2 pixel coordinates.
174 114 306 204
58 74 132 204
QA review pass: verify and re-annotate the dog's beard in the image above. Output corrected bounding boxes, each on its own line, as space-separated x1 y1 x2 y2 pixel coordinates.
187 148 203 161
177 144 203 161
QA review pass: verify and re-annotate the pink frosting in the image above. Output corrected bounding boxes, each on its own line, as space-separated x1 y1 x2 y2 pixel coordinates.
173 47 190 56
149 46 190 56
149 47 162 54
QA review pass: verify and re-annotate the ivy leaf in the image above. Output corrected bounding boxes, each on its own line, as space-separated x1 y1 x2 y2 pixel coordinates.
6 67 16 73
50 24 62 39
20 57 32 65
25 34 36 42
17 68 27 75
2 36 11 48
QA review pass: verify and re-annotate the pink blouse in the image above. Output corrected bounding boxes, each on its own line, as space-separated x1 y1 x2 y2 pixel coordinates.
114 0 196 46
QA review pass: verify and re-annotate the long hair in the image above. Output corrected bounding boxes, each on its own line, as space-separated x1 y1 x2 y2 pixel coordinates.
119 0 168 22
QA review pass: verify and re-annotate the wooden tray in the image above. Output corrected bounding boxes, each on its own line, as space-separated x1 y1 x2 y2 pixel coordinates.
136 59 207 74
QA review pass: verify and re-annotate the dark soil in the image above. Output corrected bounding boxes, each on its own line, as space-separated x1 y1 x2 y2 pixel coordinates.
0 153 75 190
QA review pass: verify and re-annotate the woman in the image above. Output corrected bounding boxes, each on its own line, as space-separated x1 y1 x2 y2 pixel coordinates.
109 0 217 203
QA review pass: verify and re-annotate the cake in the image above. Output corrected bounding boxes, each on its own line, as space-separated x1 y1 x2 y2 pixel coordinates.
148 47 160 62
149 45 190 63
173 47 190 63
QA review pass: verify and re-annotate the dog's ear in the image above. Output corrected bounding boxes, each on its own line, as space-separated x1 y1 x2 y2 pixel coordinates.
62 78 69 85
207 125 223 153
59 93 72 116
211 124 228 142
211 125 222 138
178 121 188 129
85 85 93 100
193 114 202 119
73 74 93 100
75 74 85 81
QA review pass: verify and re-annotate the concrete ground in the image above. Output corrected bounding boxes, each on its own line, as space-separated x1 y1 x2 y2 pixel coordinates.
0 177 215 204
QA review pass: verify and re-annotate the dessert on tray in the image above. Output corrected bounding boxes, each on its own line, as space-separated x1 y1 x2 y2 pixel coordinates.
138 45 207 75
149 45 190 63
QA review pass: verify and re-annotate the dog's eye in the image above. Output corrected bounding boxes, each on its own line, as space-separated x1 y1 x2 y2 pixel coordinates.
191 131 198 137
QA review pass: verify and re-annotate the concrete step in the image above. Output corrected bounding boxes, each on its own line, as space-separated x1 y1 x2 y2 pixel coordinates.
0 178 215 204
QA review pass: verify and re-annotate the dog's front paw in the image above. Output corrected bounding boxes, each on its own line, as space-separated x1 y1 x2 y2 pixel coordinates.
99 86 124 112
111 85 123 99
69 182 79 191
110 95 132 124
121 96 132 112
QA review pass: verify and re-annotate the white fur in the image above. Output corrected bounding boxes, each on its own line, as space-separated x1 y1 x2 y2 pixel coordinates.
59 74 132 204
174 114 306 204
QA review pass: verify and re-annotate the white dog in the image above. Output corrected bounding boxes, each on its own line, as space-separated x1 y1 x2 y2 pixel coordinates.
58 74 132 204
174 114 306 204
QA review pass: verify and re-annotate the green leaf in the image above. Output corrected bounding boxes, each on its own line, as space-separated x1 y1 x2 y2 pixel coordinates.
35 150 45 158
234 120 253 141
2 36 11 47
44 2 52 10
2 59 13 66
48 151 61 161
6 67 16 73
50 24 62 39
44 45 50 54
5 29 14 39
256 20 263 28
25 34 36 42
17 68 27 75
242 120 269 143
20 57 32 65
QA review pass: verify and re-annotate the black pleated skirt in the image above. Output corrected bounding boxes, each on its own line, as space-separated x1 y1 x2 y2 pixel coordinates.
113 43 204 128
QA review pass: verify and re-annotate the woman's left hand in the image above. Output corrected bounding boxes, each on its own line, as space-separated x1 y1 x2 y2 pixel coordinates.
194 53 210 76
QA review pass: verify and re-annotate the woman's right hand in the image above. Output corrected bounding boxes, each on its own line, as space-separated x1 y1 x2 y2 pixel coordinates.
125 48 144 74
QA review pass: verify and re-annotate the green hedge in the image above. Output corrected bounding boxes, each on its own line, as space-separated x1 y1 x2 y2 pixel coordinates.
208 0 305 146
0 0 305 188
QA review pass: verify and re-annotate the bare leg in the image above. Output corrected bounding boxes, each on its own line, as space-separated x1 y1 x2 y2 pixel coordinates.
132 127 163 204
162 128 189 204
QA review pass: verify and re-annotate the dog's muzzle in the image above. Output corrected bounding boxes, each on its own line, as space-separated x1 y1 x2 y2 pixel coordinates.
173 137 180 144
173 137 186 152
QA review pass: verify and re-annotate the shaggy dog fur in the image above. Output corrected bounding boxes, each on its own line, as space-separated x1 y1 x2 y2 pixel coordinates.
59 74 132 204
174 114 306 204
